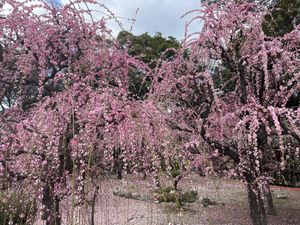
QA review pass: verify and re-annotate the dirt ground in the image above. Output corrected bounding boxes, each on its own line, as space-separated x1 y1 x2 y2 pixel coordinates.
35 173 300 225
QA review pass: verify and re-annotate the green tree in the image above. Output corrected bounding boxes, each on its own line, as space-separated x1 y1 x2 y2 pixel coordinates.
262 0 300 109
262 0 300 37
117 31 180 99
117 31 180 68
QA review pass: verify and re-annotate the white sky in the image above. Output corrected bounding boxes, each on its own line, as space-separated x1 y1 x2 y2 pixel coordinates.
99 0 202 41
60 0 202 41
3 0 203 41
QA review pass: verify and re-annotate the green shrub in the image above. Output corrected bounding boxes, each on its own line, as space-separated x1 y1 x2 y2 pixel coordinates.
0 190 36 225
154 186 198 207
181 190 198 203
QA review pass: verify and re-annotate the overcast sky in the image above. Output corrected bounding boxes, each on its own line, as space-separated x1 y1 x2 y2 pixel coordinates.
59 0 202 41
101 0 202 40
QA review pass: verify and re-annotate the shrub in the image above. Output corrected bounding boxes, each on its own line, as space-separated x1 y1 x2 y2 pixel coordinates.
0 190 36 225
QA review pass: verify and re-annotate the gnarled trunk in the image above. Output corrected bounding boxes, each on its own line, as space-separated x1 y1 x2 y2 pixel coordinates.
247 182 267 225
91 185 100 225
266 183 276 215
41 182 61 225
113 147 123 180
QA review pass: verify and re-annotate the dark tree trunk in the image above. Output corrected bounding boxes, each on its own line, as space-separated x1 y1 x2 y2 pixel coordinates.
174 175 181 191
143 172 147 180
266 183 276 215
42 182 61 225
154 172 160 188
246 181 267 225
91 185 100 225
113 147 123 180
117 165 123 180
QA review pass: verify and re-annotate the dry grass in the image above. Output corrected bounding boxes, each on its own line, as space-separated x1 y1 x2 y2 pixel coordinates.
35 173 300 225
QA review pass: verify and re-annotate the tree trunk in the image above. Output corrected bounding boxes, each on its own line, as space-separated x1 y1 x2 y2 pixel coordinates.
113 147 123 180
247 182 267 225
174 175 181 191
42 182 61 225
266 183 276 215
91 185 100 225
154 172 160 188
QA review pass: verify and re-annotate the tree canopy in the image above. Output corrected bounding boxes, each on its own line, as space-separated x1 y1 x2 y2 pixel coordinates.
116 31 180 100
117 31 180 68
262 0 300 37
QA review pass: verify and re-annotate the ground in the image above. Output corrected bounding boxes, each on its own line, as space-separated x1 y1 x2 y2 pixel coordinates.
35 173 300 225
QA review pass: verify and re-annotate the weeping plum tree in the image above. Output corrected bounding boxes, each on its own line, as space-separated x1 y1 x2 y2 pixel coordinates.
0 1 192 223
150 1 300 225
0 0 167 223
